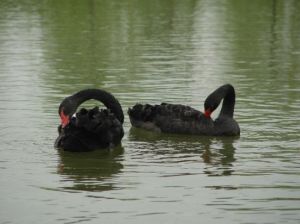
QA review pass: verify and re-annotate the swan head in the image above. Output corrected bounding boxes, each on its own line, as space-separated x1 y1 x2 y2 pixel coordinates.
58 97 77 128
204 100 218 118
204 84 232 118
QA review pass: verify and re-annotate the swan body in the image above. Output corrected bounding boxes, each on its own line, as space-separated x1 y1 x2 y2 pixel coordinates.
128 84 240 136
55 89 124 152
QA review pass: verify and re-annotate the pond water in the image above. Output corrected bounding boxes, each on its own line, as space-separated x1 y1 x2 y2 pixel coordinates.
0 0 300 223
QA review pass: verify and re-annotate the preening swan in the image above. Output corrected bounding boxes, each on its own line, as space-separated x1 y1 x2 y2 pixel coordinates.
128 84 240 136
55 89 124 152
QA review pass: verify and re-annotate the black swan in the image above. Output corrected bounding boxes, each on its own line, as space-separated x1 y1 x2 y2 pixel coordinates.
55 89 124 152
128 84 240 136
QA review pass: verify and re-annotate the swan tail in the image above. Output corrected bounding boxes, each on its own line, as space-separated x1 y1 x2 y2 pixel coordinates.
128 103 157 122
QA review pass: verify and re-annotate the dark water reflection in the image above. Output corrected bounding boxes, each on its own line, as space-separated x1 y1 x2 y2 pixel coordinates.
202 138 237 177
57 147 124 192
1 0 300 223
129 127 237 177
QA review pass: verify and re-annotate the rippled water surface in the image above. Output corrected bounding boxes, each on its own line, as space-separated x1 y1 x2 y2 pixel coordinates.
1 1 300 223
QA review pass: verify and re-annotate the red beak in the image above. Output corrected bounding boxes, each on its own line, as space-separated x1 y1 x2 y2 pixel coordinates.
204 108 212 118
60 111 70 128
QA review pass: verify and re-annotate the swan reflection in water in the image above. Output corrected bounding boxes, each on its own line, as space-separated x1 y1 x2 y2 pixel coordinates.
128 127 238 176
201 137 237 176
57 146 124 192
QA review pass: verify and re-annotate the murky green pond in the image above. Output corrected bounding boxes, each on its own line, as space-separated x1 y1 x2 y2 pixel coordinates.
1 0 300 223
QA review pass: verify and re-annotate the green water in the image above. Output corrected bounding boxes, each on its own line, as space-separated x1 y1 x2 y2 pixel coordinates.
0 0 300 223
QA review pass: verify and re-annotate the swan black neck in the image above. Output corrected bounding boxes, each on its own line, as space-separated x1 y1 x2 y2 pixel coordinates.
59 89 124 123
204 84 236 118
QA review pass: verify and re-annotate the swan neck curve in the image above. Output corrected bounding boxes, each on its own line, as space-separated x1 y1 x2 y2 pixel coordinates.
204 84 236 118
219 85 235 118
60 89 124 123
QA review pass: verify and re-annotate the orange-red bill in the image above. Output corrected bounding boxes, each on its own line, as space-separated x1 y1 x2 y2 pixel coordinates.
204 109 212 118
60 111 70 128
